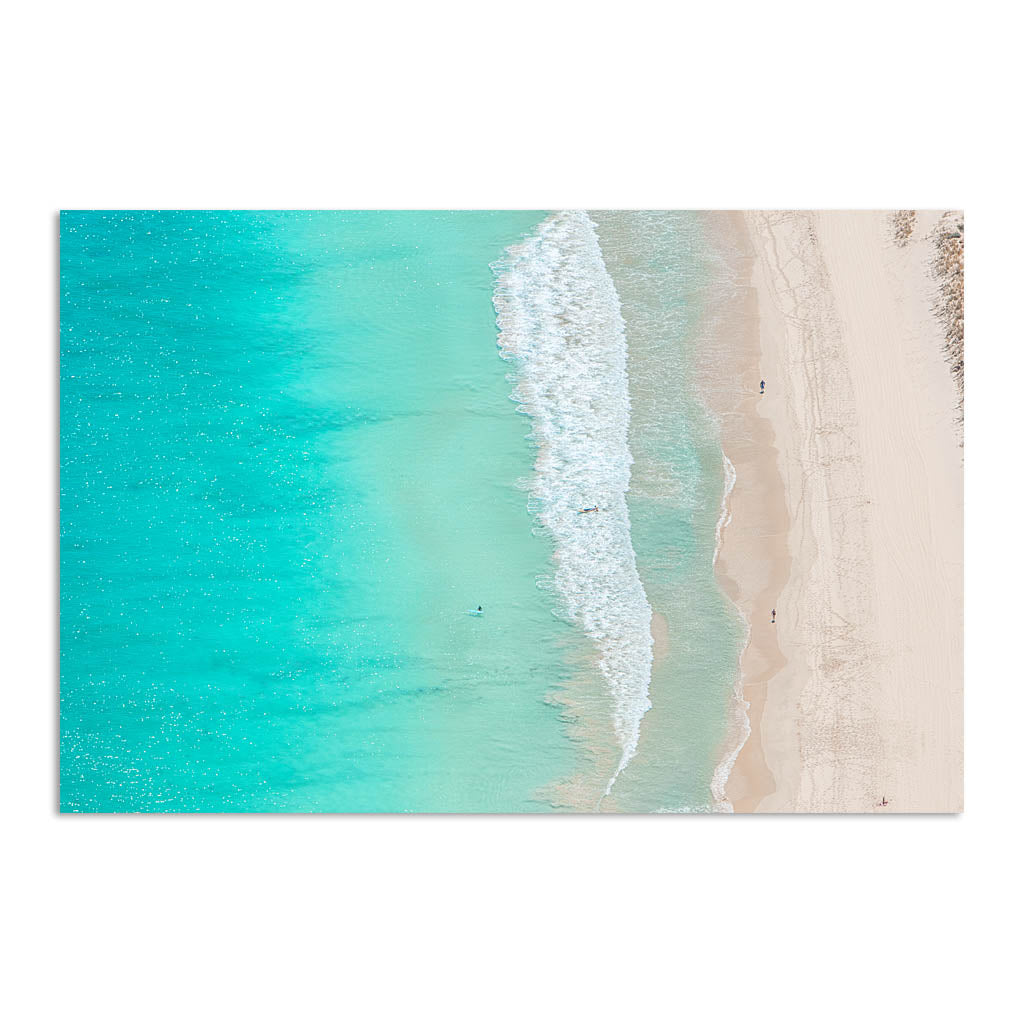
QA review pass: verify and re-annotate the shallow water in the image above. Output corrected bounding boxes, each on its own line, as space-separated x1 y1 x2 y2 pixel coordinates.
591 212 746 811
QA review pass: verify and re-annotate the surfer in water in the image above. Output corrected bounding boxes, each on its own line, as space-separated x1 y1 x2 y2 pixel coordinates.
578 506 599 514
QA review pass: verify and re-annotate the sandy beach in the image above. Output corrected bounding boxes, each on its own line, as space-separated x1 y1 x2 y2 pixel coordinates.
719 210 963 813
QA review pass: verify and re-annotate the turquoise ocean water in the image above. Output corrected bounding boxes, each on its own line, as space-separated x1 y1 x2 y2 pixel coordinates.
60 210 743 812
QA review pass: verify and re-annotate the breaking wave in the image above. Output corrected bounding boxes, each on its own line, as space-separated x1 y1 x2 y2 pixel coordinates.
492 211 653 795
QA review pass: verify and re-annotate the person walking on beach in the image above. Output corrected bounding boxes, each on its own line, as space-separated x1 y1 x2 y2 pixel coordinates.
771 608 776 624
760 379 766 395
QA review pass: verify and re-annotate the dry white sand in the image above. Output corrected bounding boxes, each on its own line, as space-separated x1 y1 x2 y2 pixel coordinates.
723 210 963 813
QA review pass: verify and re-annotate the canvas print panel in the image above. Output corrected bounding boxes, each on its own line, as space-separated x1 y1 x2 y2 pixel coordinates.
59 210 964 812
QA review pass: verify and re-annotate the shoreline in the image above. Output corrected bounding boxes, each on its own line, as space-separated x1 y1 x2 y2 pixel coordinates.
716 210 963 813
704 211 789 812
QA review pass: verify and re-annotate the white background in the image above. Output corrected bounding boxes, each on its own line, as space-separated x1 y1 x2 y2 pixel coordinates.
4 2 1019 1021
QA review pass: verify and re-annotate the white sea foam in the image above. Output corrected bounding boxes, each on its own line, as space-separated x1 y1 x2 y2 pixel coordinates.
493 211 653 796
710 452 750 813
713 453 736 568
710 673 750 813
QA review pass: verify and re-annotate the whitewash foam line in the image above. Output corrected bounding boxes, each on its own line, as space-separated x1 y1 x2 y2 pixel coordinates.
492 210 654 800
710 453 750 813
